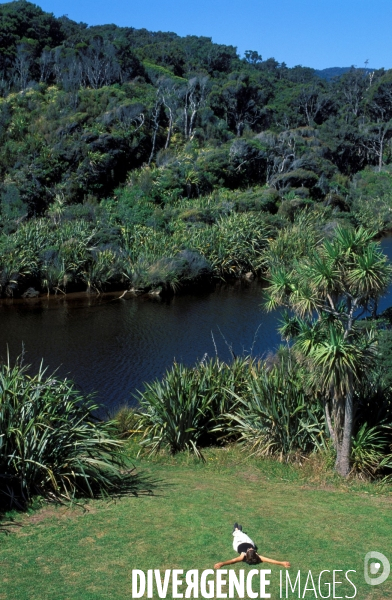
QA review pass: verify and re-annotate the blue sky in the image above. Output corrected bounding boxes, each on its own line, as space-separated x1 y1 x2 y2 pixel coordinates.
4 0 392 70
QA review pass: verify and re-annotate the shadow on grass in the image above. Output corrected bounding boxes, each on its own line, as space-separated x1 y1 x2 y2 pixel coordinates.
0 467 165 533
0 513 23 535
115 465 165 498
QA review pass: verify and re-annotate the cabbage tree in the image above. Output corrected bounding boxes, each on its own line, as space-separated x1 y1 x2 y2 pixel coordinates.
265 226 392 476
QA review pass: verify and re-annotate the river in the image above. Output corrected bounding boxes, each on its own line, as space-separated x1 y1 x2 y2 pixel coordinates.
1 237 392 412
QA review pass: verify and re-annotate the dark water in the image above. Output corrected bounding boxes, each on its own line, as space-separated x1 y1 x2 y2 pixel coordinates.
1 237 392 412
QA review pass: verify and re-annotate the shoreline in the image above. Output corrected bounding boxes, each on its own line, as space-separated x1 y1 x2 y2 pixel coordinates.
0 273 261 309
2 232 391 308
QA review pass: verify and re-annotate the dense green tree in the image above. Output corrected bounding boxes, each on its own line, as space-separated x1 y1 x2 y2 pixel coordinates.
334 68 367 120
210 73 268 137
293 81 332 126
244 50 262 65
0 0 392 277
0 0 64 77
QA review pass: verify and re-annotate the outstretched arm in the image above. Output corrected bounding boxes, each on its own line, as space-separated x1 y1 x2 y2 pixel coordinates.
214 555 244 569
257 554 290 568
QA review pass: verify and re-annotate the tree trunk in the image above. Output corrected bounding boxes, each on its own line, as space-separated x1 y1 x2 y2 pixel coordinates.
148 128 158 166
324 400 336 449
184 103 188 138
148 98 161 165
336 376 354 477
189 109 197 139
165 109 173 149
379 135 384 172
333 394 345 444
331 392 345 472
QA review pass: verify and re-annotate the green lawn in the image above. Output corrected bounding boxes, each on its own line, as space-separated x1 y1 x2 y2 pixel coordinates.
1 448 391 599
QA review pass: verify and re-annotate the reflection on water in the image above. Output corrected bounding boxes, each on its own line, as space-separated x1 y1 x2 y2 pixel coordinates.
1 237 391 412
0 281 281 411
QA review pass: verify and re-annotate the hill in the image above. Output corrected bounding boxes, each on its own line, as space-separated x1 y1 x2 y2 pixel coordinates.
0 1 391 298
314 66 376 81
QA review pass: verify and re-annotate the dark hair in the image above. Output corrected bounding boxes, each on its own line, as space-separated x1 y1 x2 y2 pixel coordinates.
245 548 261 565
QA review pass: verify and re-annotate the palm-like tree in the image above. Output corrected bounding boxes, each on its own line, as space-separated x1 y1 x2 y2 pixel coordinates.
265 226 392 476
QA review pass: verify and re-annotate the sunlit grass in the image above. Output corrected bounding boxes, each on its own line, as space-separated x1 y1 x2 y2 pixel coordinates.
1 447 391 599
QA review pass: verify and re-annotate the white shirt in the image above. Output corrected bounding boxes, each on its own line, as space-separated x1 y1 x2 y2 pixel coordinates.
232 530 255 553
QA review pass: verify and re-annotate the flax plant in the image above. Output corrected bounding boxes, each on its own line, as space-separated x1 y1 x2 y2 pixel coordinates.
136 358 256 458
217 356 326 458
0 356 140 509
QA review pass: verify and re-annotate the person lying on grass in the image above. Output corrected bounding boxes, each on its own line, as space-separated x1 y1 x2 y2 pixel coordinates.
214 523 291 569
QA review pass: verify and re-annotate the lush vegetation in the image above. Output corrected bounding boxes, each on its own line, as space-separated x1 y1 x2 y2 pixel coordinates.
1 224 390 514
265 226 392 475
130 353 392 479
0 3 392 502
125 225 392 479
1 7 392 595
135 354 327 460
0 355 145 509
1 2 392 296
136 357 253 458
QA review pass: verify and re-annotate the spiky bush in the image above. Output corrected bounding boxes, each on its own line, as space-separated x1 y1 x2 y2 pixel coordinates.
351 423 392 478
0 357 140 509
263 210 324 271
219 357 326 458
181 212 271 278
136 358 256 458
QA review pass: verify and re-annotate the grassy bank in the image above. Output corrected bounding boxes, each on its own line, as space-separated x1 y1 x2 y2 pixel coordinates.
1 447 391 599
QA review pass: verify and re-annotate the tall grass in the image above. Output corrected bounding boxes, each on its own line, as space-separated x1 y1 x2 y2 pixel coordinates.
0 356 141 509
136 358 256 458
0 195 277 297
218 357 327 458
136 353 327 460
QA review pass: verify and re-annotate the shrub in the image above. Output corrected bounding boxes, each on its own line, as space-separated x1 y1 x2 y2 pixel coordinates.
136 358 256 458
233 187 280 214
263 210 324 270
140 250 212 291
351 423 391 478
137 363 216 458
0 357 141 509
111 406 142 439
277 198 313 220
188 212 271 277
350 168 392 233
220 358 326 458
271 169 319 191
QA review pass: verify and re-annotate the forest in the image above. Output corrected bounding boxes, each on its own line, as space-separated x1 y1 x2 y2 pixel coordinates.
0 1 392 296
